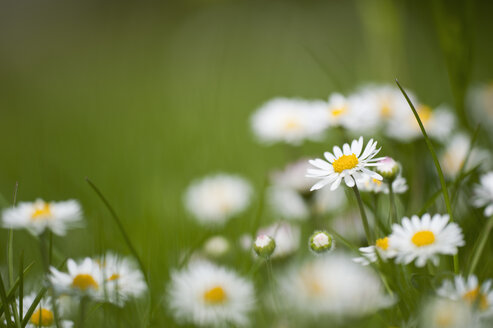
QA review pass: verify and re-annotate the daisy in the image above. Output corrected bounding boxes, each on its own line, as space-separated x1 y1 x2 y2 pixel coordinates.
267 187 309 221
256 222 300 259
253 234 276 258
203 235 230 258
353 236 397 266
421 297 477 328
472 172 493 217
306 136 384 191
325 93 351 127
279 253 393 317
389 214 464 267
357 175 408 194
2 199 82 236
311 187 347 215
270 158 314 194
438 275 493 316
98 252 147 306
49 258 103 299
167 261 255 327
468 82 493 129
184 174 252 226
250 98 328 145
441 133 489 178
11 293 74 328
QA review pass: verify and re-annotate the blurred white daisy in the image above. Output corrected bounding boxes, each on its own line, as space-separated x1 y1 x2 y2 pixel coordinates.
441 133 489 178
421 297 477 328
49 258 103 299
257 222 300 259
267 187 309 221
341 92 382 133
184 174 252 226
389 214 464 267
270 159 314 194
2 199 82 236
438 275 493 316
468 82 493 129
20 293 73 328
250 98 328 145
167 261 255 327
325 93 350 127
311 187 347 214
357 175 408 194
472 172 493 217
279 253 393 317
98 252 147 306
353 236 397 266
307 136 384 191
331 211 367 242
203 235 230 258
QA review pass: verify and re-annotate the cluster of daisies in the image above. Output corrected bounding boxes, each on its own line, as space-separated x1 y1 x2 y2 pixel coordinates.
1 199 147 327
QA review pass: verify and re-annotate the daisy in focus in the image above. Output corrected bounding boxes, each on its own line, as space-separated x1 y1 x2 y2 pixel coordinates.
167 261 255 327
2 199 82 236
306 136 384 191
472 172 493 217
184 174 252 226
98 252 147 306
353 236 397 266
49 258 103 299
389 214 464 267
438 275 493 316
250 98 328 145
20 293 73 328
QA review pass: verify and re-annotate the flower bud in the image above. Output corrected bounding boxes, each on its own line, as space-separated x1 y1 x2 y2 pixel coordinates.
309 230 334 254
376 157 400 181
253 234 276 258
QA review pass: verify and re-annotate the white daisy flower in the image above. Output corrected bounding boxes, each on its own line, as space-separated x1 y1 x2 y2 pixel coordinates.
353 236 397 266
421 297 477 328
270 159 314 194
267 187 309 221
18 293 73 328
167 261 255 327
306 136 384 191
98 252 147 306
184 174 252 226
357 175 408 194
250 98 328 145
203 235 230 258
311 186 347 214
2 199 82 236
341 92 383 133
438 275 493 316
325 93 350 127
468 82 493 129
257 222 300 259
279 253 393 317
389 214 465 267
331 211 367 242
472 172 493 217
49 258 103 299
441 133 490 178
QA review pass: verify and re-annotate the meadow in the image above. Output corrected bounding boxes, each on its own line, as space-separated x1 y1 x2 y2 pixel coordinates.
1 0 493 327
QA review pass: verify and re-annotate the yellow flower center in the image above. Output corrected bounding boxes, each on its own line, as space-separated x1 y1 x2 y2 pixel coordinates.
372 178 382 186
203 286 227 304
411 230 435 247
435 313 453 327
332 154 359 173
108 273 120 281
417 105 433 123
30 308 54 327
330 106 347 118
380 102 392 118
463 287 489 311
72 274 99 291
284 118 300 131
376 237 389 250
31 203 52 220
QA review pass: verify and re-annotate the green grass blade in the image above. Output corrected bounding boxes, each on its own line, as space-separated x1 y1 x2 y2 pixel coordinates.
0 262 34 317
0 274 13 326
21 287 47 328
8 182 19 287
18 251 24 324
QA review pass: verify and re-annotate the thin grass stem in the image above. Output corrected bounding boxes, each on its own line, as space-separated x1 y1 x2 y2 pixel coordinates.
468 216 493 276
351 184 374 244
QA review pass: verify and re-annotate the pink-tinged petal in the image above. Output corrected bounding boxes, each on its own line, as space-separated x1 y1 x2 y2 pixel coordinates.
324 152 336 163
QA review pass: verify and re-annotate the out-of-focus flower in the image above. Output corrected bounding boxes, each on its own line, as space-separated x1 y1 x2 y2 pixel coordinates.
307 137 384 191
167 261 255 327
20 293 73 328
375 157 400 181
311 187 347 214
2 199 82 236
353 236 397 265
472 172 493 217
421 297 477 328
438 275 493 316
270 159 314 194
257 222 300 259
253 234 276 258
279 253 393 317
267 187 309 221
441 133 489 178
357 175 408 194
309 230 334 254
325 93 351 127
330 211 367 242
389 214 464 267
184 174 252 226
203 235 230 258
468 83 493 129
250 98 328 145
49 258 103 299
98 252 147 306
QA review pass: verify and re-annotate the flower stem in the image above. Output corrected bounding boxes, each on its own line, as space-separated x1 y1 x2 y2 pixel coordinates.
352 184 374 244
388 182 398 227
468 216 493 276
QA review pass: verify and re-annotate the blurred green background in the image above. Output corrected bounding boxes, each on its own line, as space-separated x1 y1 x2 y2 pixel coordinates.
1 0 492 325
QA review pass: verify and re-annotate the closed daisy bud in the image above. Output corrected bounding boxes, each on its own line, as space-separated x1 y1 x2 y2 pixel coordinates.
375 157 400 181
253 234 276 259
309 230 334 254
